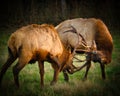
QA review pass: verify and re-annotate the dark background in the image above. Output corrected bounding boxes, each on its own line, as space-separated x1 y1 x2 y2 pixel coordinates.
0 0 120 34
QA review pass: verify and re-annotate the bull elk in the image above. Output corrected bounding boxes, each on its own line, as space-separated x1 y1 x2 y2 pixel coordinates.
0 24 76 88
55 18 113 81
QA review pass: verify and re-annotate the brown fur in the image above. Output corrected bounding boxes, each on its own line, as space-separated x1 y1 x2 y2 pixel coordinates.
56 18 113 80
95 19 113 64
0 24 73 88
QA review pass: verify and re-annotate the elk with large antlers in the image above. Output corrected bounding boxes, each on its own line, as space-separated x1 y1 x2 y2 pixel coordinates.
0 24 77 88
56 18 113 81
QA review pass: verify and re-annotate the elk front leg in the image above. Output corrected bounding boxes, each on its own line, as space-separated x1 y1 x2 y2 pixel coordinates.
63 70 69 82
38 61 44 88
100 63 106 79
83 60 91 80
50 64 60 85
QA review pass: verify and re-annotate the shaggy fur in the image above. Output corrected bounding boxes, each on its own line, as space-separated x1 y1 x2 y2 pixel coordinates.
0 24 74 88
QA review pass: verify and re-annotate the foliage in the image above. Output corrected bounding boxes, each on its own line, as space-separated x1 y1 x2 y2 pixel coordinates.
0 0 120 34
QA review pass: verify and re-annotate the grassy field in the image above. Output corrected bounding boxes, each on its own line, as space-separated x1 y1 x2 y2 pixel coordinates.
0 29 120 96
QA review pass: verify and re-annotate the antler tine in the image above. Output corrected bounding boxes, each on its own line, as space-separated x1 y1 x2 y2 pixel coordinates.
74 56 86 62
71 25 91 54
92 40 97 50
78 33 90 51
78 33 87 46
81 41 88 48
64 25 90 55
63 26 77 34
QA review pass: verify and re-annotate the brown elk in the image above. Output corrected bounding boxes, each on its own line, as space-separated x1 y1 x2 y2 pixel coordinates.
0 24 76 88
55 18 113 81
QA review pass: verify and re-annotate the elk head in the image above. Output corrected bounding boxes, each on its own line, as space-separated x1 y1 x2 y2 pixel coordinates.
86 41 108 64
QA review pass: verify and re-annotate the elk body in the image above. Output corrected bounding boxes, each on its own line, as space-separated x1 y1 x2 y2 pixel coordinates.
55 18 113 80
0 24 74 88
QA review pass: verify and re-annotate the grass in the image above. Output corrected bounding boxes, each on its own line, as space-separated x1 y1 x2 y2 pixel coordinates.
0 29 120 96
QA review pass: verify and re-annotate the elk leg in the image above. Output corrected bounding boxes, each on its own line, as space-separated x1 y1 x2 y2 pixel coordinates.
83 61 91 80
0 55 16 86
38 61 44 88
100 63 106 79
13 54 30 88
62 64 77 82
50 64 60 85
13 61 26 88
63 70 69 82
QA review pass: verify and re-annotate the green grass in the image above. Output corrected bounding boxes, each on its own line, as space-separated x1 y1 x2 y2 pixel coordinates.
0 29 120 96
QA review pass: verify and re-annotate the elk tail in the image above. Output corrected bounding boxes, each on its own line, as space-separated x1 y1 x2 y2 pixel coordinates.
0 47 17 86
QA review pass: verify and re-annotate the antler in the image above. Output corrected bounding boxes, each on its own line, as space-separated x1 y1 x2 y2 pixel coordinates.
70 26 92 56
63 25 89 54
70 26 84 55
